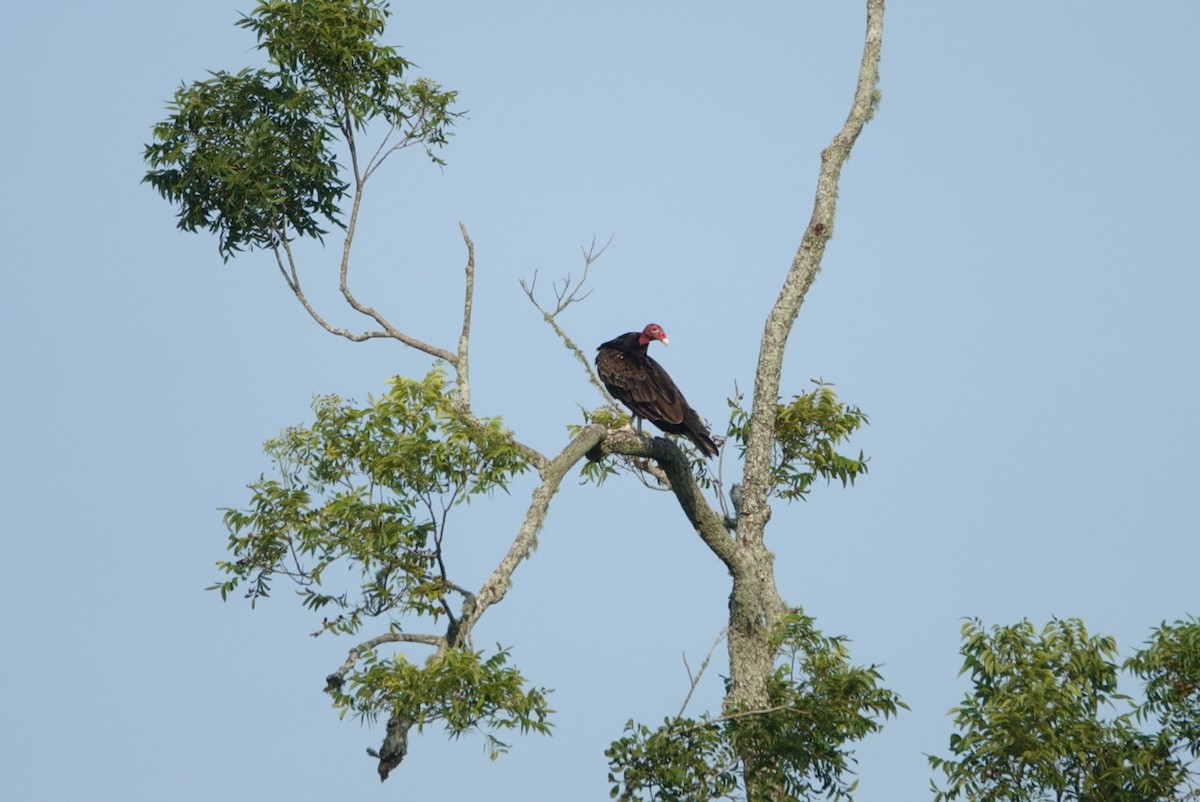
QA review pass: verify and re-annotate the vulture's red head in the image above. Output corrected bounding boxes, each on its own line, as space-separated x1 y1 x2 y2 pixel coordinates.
638 323 669 347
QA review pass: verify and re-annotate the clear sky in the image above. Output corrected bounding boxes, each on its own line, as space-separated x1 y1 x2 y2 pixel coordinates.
2 2 1198 800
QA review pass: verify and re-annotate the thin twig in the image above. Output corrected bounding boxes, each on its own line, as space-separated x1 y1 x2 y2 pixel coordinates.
363 122 398 181
677 627 729 719
520 235 616 403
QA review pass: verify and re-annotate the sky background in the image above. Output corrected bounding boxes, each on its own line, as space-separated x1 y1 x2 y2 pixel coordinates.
2 2 1198 800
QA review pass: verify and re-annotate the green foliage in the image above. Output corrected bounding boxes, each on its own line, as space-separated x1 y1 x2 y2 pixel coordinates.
930 618 1193 802
570 405 629 484
210 368 527 633
727 382 868 502
1127 617 1200 759
144 69 347 258
331 644 553 757
210 368 544 753
607 612 904 802
143 0 459 259
607 717 738 802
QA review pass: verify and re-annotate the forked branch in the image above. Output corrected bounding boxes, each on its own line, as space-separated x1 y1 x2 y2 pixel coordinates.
521 237 616 403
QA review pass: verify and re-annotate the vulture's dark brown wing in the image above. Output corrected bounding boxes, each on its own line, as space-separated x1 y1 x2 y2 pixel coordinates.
597 349 688 425
596 337 718 457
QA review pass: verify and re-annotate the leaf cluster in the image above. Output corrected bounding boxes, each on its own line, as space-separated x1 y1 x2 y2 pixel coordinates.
235 0 458 149
727 382 868 502
1126 617 1200 758
733 611 906 801
332 644 552 757
930 618 1195 802
569 405 631 485
211 368 528 634
606 611 904 802
143 0 459 259
144 69 347 259
606 717 738 802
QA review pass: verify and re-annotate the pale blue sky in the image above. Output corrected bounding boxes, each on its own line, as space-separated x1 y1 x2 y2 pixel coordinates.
2 2 1198 800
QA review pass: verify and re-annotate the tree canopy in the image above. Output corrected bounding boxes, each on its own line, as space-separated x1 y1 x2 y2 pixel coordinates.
143 1 1198 799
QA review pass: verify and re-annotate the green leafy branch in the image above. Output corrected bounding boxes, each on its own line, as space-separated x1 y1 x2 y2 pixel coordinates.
727 381 868 503
211 368 526 633
144 0 465 377
930 618 1197 802
331 645 553 757
144 68 348 259
606 611 904 802
1127 616 1200 760
144 0 458 261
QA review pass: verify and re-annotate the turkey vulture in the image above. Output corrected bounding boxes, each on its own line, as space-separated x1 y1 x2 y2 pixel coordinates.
595 323 719 458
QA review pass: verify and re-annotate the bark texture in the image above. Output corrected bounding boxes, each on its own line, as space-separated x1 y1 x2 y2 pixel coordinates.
731 1 885 795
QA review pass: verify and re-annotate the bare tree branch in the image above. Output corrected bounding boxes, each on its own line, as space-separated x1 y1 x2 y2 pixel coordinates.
325 631 445 692
336 184 456 361
740 0 884 544
266 184 458 357
273 237 396 342
717 3 886 786
449 425 608 647
678 627 730 719
598 430 737 571
521 237 617 404
455 222 475 409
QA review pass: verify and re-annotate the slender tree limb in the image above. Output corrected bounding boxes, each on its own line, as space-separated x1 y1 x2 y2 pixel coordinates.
369 426 607 776
455 222 475 410
362 122 396 181
261 119 458 359
325 631 445 691
365 131 427 181
740 0 884 545
337 184 457 362
531 302 614 404
267 187 456 354
273 238 395 342
678 627 729 719
271 233 298 293
598 430 737 571
520 238 616 403
341 103 361 185
449 425 608 646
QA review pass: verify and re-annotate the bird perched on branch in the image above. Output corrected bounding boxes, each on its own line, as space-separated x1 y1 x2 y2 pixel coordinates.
595 323 719 458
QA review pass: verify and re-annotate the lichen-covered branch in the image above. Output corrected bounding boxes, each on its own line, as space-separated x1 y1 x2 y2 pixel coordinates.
598 430 737 571
451 425 608 645
325 632 444 692
455 222 475 409
364 424 607 778
724 3 885 796
740 0 884 546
